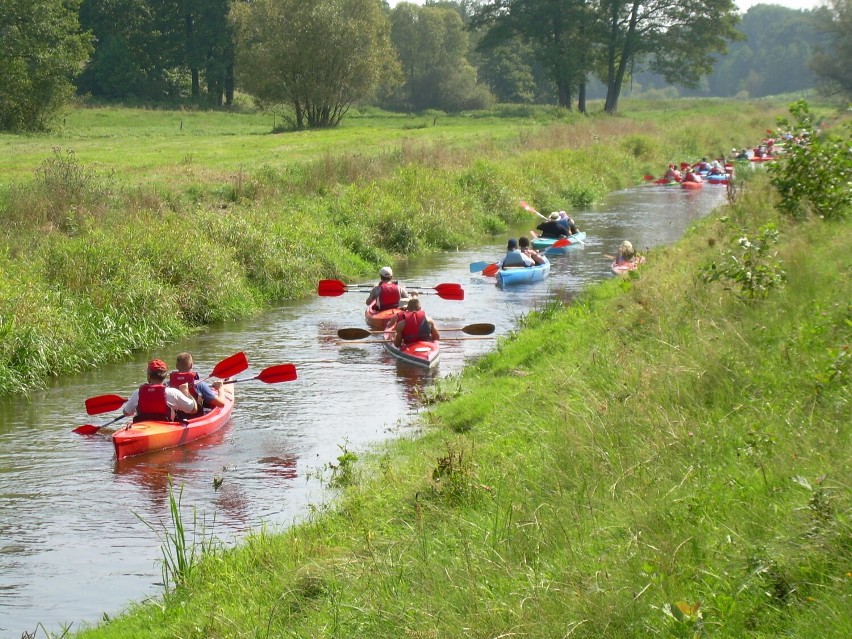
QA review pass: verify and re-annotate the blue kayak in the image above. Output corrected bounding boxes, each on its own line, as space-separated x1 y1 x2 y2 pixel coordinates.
531 232 586 255
496 257 551 287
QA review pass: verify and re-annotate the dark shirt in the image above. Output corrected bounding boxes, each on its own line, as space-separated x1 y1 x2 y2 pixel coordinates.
536 221 568 239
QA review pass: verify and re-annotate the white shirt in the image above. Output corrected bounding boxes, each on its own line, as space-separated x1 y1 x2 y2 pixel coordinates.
122 386 197 418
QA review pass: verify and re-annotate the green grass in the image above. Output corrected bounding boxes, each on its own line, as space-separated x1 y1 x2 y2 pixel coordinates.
0 98 837 395
68 174 850 639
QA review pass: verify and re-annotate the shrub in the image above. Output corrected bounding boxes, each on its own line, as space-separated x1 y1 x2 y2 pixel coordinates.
700 224 787 300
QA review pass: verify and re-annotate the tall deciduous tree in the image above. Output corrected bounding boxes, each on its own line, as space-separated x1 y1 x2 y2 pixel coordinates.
232 0 399 128
600 0 741 113
0 0 92 131
473 0 596 111
809 0 852 99
389 2 490 112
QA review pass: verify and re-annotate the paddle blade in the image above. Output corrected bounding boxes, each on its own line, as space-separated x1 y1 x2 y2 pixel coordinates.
436 286 465 300
469 261 490 273
551 238 570 249
432 283 462 294
462 323 495 335
317 280 348 296
73 424 102 435
208 351 248 380
337 328 372 340
482 263 500 277
519 200 538 214
643 175 656 181
85 394 127 415
257 363 298 384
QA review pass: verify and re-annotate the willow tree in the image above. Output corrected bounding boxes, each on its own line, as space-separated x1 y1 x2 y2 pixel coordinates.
232 0 400 128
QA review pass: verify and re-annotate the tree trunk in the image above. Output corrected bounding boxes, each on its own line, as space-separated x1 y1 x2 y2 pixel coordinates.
604 1 640 115
578 81 586 113
224 62 234 107
557 79 572 109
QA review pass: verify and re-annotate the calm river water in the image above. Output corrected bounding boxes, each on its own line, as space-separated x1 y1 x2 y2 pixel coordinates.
0 184 726 636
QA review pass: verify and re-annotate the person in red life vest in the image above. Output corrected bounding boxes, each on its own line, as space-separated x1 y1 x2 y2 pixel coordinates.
365 266 410 312
682 166 702 183
664 163 682 182
393 296 439 348
696 157 712 172
121 359 197 423
169 352 226 419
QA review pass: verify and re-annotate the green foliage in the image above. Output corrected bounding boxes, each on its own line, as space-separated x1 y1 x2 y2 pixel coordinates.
769 100 851 221
232 0 400 128
328 443 359 488
0 0 92 132
701 223 787 299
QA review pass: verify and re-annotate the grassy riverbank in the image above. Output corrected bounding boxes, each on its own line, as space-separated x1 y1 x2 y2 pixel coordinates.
0 98 816 395
69 173 850 638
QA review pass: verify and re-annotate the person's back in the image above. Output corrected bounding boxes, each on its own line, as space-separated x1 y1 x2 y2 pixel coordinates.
171 352 225 418
518 236 545 265
500 238 534 268
366 267 408 311
536 213 569 239
394 297 439 346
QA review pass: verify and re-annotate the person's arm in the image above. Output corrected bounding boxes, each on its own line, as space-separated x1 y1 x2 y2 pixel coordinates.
168 386 198 414
393 320 406 347
365 285 379 305
429 319 440 342
122 390 140 417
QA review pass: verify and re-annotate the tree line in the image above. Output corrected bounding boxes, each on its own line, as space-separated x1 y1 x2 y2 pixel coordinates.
1 0 848 132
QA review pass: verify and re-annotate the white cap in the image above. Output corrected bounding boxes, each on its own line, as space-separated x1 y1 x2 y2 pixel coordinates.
379 267 393 278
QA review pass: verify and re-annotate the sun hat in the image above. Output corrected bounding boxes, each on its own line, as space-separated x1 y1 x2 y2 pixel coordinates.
147 359 168 374
379 266 393 278
507 238 518 249
549 212 560 220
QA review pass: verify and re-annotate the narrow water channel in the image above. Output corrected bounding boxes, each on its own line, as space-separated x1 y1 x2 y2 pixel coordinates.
0 185 726 635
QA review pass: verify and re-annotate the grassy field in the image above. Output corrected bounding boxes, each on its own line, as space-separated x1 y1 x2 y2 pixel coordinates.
67 171 850 638
0 98 829 396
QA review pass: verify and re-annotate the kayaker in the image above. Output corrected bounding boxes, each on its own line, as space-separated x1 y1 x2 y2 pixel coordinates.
518 236 546 265
365 266 409 312
682 166 702 183
121 359 197 423
696 157 711 172
614 240 638 265
556 210 580 235
536 212 570 239
169 352 226 419
708 160 725 175
393 296 440 347
664 163 682 182
499 238 535 268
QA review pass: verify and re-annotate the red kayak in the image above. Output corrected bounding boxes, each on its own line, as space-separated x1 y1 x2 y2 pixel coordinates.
112 386 235 460
382 329 440 368
365 300 401 330
681 180 703 190
611 255 646 276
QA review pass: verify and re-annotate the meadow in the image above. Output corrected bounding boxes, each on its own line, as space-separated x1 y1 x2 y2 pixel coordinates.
0 98 801 395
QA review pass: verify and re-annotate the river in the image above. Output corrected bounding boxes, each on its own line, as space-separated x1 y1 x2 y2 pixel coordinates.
0 184 726 636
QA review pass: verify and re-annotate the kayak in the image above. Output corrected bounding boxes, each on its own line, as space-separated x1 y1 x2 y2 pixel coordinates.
382 329 440 368
611 255 646 276
531 231 586 255
681 180 703 190
112 385 235 460
496 256 551 287
705 173 731 185
365 300 401 330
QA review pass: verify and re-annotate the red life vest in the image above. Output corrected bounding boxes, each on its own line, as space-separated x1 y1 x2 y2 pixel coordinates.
135 383 171 422
401 309 428 344
377 281 401 311
169 371 199 398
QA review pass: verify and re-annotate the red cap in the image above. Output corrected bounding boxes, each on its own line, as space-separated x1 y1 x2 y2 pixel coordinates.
147 359 168 373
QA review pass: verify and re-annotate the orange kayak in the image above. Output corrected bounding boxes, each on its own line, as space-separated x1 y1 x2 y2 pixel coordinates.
112 386 235 460
365 300 401 330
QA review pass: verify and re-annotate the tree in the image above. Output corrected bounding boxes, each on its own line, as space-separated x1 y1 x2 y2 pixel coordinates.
388 2 490 112
232 0 399 128
809 0 852 99
0 0 92 131
473 0 596 111
600 0 741 113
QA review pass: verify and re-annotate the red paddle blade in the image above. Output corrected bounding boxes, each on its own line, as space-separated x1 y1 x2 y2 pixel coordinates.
436 286 465 300
209 352 248 379
519 200 538 214
73 424 101 434
643 175 656 181
482 263 500 277
551 238 570 249
256 363 298 384
433 283 462 295
317 280 348 296
85 394 126 415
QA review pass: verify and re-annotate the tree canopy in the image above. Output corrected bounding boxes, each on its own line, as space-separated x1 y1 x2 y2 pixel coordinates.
809 0 852 99
0 0 92 131
232 0 400 128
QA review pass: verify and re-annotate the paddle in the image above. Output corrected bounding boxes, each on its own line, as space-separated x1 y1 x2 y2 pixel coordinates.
73 414 126 435
224 363 298 384
337 323 495 340
519 200 547 220
543 238 571 253
83 351 249 416
482 262 500 277
317 280 464 300
337 335 494 345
